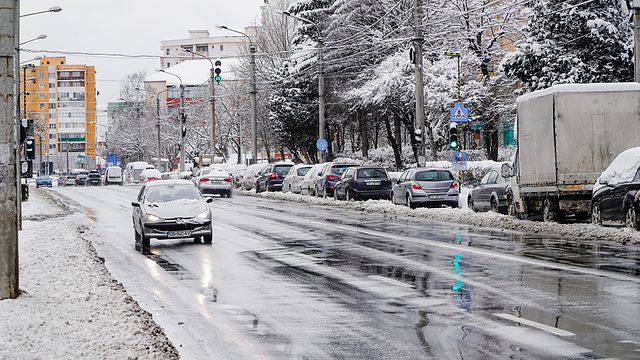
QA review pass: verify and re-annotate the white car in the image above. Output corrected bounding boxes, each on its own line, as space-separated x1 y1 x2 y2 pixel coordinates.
196 169 234 198
139 168 162 184
282 164 313 193
300 163 328 196
104 166 123 185
240 163 267 191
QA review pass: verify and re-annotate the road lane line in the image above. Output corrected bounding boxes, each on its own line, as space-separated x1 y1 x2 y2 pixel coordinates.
493 313 575 337
369 275 415 289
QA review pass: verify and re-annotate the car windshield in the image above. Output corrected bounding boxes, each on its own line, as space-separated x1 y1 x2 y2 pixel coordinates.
273 165 293 175
145 184 202 203
357 168 388 179
297 167 311 176
415 170 453 182
332 165 357 176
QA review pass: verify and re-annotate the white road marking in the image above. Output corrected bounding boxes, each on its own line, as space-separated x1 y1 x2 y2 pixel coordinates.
369 275 415 289
493 313 575 337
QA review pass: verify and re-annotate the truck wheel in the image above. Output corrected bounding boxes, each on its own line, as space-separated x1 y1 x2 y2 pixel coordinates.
591 204 602 225
626 206 639 230
543 198 558 223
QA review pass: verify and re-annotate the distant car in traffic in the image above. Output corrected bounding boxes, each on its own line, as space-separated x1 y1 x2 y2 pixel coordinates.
255 162 294 192
592 147 640 229
315 162 359 198
161 172 180 180
282 164 313 193
139 168 162 184
86 172 102 186
63 174 76 186
334 166 392 201
36 175 53 188
196 169 234 198
240 163 267 191
131 180 214 254
467 169 510 213
104 166 123 185
75 173 88 186
392 168 459 209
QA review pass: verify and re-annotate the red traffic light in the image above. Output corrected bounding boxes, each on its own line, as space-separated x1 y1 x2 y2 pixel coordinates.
214 60 222 67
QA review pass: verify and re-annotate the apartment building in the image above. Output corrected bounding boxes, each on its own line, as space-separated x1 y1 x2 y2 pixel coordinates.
21 56 97 159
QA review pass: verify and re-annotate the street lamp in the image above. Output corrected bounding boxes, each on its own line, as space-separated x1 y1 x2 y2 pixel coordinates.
19 34 47 46
215 25 259 164
135 87 169 169
159 69 187 172
20 6 62 18
183 48 218 159
276 12 327 163
20 56 42 64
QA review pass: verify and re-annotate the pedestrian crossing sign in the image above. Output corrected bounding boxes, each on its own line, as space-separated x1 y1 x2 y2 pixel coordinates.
450 102 469 123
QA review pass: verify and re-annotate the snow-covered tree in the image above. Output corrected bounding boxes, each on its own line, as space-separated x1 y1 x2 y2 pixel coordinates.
504 0 633 91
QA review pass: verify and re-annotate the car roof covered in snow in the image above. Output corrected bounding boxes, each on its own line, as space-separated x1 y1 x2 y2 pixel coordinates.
516 82 640 104
144 179 195 187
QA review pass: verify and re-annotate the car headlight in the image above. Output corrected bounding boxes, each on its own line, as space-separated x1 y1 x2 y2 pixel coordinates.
146 214 163 223
194 211 210 220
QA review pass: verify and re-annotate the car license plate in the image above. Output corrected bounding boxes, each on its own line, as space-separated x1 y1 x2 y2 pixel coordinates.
366 181 381 186
430 195 445 200
168 230 191 238
211 180 224 184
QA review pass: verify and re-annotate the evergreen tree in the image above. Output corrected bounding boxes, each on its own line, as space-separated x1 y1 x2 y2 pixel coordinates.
504 0 633 91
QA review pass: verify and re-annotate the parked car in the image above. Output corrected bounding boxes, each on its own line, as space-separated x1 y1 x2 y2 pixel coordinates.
334 167 392 201
75 173 88 186
240 163 267 191
161 172 180 180
300 163 327 196
104 166 123 185
179 171 193 180
196 169 234 198
282 164 313 193
314 162 359 198
131 180 213 254
468 168 510 213
392 168 459 209
255 162 294 192
64 174 76 186
35 175 53 188
86 172 102 186
591 147 640 229
139 168 162 184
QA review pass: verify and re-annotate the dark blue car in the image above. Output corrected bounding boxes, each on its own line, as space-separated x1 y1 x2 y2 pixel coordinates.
36 175 53 188
314 163 359 198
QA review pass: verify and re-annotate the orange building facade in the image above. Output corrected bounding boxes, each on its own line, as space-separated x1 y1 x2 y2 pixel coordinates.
20 57 96 158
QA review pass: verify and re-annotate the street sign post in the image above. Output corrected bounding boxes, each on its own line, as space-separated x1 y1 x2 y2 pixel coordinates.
450 102 469 123
452 150 468 171
316 138 328 152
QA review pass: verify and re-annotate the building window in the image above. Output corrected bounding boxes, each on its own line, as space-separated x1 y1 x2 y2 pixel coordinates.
39 104 45 109
166 62 170 67
219 45 224 51
39 83 44 89
165 48 170 55
39 72 45 79
196 45 208 52
39 93 45 99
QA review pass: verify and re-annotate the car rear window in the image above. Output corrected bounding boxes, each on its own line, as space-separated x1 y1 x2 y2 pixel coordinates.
297 167 311 176
273 165 293 175
331 165 357 175
357 168 388 179
415 170 453 181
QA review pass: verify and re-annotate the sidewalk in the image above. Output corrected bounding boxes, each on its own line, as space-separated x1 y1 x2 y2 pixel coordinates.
0 189 178 359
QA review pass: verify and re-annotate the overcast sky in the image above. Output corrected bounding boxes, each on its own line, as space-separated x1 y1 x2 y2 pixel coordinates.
21 0 264 123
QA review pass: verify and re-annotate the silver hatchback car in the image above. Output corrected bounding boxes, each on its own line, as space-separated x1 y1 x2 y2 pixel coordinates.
196 169 234 198
391 168 459 209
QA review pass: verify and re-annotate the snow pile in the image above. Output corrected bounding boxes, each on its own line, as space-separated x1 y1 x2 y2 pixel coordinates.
0 190 178 359
595 147 640 192
237 189 640 245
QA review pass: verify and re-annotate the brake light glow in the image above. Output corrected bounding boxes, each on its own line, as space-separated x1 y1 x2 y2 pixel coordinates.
326 174 338 180
268 173 278 180
450 182 459 190
199 178 209 183
224 178 233 183
411 182 422 190
147 177 159 182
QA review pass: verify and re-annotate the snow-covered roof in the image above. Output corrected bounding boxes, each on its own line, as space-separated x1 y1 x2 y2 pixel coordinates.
145 58 243 86
594 147 640 192
517 83 640 104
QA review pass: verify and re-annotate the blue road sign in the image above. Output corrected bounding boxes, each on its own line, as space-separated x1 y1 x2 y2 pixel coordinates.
316 138 329 152
452 151 468 171
450 102 469 123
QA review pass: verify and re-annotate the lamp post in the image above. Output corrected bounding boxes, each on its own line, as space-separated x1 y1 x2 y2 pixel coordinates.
160 69 186 172
19 34 47 46
278 12 327 163
183 48 217 158
216 25 258 164
20 6 62 18
136 87 169 169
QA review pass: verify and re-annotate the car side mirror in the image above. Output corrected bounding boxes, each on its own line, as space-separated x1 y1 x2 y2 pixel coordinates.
131 201 140 207
206 198 213 203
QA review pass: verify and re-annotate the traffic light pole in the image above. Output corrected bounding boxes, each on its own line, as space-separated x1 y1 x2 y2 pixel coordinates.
635 3 640 82
179 85 186 173
1 0 19 300
156 97 161 169
318 40 326 163
249 46 258 165
413 0 426 167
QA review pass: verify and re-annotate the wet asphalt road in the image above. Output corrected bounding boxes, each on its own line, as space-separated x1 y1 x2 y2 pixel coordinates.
50 185 640 360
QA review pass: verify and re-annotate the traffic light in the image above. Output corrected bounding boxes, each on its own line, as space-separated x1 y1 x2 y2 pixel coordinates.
20 119 33 144
214 60 222 83
25 136 35 160
449 124 459 150
414 129 424 144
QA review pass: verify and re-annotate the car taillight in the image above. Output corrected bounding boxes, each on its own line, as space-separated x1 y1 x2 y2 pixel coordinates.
269 173 278 179
326 174 338 180
148 177 159 182
450 182 459 190
224 178 232 183
411 182 422 190
199 177 209 183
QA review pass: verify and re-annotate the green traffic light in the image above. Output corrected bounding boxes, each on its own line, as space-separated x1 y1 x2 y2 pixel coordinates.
214 75 222 83
450 140 458 149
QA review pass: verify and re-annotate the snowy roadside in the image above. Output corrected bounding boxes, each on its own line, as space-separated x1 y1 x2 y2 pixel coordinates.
0 189 178 359
237 189 640 245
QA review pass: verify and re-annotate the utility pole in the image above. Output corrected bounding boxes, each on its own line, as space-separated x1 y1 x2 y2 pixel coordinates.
210 68 216 158
635 1 640 82
249 46 258 165
66 142 69 174
1 0 19 300
38 136 42 175
317 39 327 163
179 85 186 173
413 0 426 167
155 97 161 169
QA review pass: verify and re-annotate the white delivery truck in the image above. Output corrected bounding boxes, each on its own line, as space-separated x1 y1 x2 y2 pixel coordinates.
505 83 640 222
125 161 150 184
